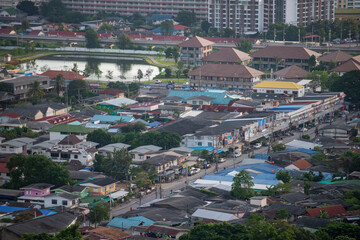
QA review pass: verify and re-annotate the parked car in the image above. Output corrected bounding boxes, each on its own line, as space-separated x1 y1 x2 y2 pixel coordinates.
188 167 201 175
154 79 162 84
254 143 262 149
203 163 211 169
218 158 226 163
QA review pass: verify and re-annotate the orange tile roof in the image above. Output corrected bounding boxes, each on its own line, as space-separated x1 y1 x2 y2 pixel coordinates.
290 159 312 170
251 46 321 60
40 70 86 80
306 205 346 218
203 48 251 63
179 36 215 48
88 227 132 240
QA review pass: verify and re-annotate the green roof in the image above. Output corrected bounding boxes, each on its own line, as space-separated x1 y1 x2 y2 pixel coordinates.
5 8 17 15
49 124 93 133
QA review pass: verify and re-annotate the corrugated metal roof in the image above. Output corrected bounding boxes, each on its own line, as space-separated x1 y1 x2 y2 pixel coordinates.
192 208 238 221
168 90 232 105
108 216 154 229
253 81 304 89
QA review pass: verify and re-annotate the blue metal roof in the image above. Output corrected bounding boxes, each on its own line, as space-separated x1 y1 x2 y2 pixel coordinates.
91 115 133 123
146 14 173 21
203 175 234 182
254 154 270 160
280 148 316 155
190 146 213 152
168 90 232 105
0 206 27 213
108 216 154 229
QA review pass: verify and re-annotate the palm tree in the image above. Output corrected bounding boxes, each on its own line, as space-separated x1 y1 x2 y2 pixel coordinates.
28 81 45 101
55 74 65 96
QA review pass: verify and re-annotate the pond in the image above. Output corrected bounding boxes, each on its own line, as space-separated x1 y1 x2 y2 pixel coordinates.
21 54 160 82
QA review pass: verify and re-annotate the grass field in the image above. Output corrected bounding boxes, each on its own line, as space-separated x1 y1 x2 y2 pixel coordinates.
155 58 177 67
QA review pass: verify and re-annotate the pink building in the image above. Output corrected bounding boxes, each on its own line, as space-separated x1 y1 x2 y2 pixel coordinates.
17 183 54 205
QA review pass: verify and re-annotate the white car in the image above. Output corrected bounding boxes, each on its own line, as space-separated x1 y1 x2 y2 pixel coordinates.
254 143 262 149
154 79 162 84
218 158 226 163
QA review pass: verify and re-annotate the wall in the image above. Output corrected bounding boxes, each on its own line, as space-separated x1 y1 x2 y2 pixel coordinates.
23 188 50 197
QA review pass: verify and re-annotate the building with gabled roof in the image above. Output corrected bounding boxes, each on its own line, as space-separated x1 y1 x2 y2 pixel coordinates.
17 183 54 205
48 124 93 140
40 70 86 80
203 47 252 65
80 177 118 195
253 81 305 97
189 64 264 89
251 46 321 71
179 36 215 66
331 57 360 75
285 159 312 171
318 50 352 64
274 65 309 80
306 204 346 218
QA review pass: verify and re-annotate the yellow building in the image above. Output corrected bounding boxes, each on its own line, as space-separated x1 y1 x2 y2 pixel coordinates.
80 177 118 196
253 81 305 97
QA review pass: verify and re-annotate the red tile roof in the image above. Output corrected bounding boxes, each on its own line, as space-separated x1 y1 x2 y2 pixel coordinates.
28 30 43 36
33 114 79 125
173 24 189 30
179 36 215 48
87 227 132 240
0 29 15 35
58 134 82 145
99 88 125 96
189 64 264 78
127 34 187 42
318 50 353 63
0 112 22 119
110 122 135 128
251 46 321 60
204 37 258 44
146 225 186 236
289 159 312 170
40 70 86 80
306 205 346 218
47 31 86 38
203 48 251 63
0 163 9 174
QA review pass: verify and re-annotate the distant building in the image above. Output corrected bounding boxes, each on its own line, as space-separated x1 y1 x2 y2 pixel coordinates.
3 76 52 99
17 183 54 205
179 36 214 66
79 177 118 195
273 65 309 81
250 46 321 71
253 81 305 97
189 64 264 89
202 48 252 65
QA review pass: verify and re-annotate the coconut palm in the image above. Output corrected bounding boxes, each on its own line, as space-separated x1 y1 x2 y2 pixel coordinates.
55 74 65 96
28 81 45 101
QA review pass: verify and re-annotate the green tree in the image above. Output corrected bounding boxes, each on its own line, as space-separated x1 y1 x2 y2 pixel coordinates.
223 28 235 37
17 1 39 15
275 209 291 220
54 74 65 95
137 69 143 83
165 47 173 59
131 12 145 27
40 0 67 22
160 20 174 36
98 22 113 33
201 21 211 34
135 172 152 189
175 10 196 27
285 25 299 41
276 171 291 183
6 154 72 189
316 222 360 240
165 68 172 77
304 181 311 195
21 223 82 240
308 55 317 71
231 170 254 199
0 82 12 92
319 210 329 219
105 70 113 80
331 70 360 103
89 202 110 227
95 149 132 180
236 39 253 53
28 81 45 102
183 68 189 78
116 34 133 49
176 61 184 81
172 46 180 63
85 29 100 48
67 79 89 100
272 143 286 152
21 19 30 30
71 63 79 74
87 129 111 147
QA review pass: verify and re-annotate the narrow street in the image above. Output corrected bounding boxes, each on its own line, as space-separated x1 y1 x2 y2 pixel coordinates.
111 116 346 216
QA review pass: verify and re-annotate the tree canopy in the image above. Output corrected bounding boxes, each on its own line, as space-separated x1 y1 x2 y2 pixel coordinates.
21 224 82 240
236 39 253 54
17 1 38 16
6 154 72 189
175 10 197 26
276 171 291 183
116 34 134 49
87 129 112 147
330 70 360 103
85 29 100 48
89 202 110 227
231 170 254 199
67 79 89 100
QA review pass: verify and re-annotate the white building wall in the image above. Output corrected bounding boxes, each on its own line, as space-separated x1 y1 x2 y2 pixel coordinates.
285 0 298 25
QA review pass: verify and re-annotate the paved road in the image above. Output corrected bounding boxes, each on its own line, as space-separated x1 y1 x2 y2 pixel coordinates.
111 115 346 217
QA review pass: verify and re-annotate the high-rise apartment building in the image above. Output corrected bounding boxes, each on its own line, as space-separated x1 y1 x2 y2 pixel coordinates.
336 0 360 8
59 0 209 20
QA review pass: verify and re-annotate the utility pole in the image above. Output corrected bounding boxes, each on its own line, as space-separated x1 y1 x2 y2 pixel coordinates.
340 21 343 40
328 29 331 52
298 28 301 43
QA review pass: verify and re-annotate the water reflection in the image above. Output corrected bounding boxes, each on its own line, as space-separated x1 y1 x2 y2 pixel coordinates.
21 55 159 82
